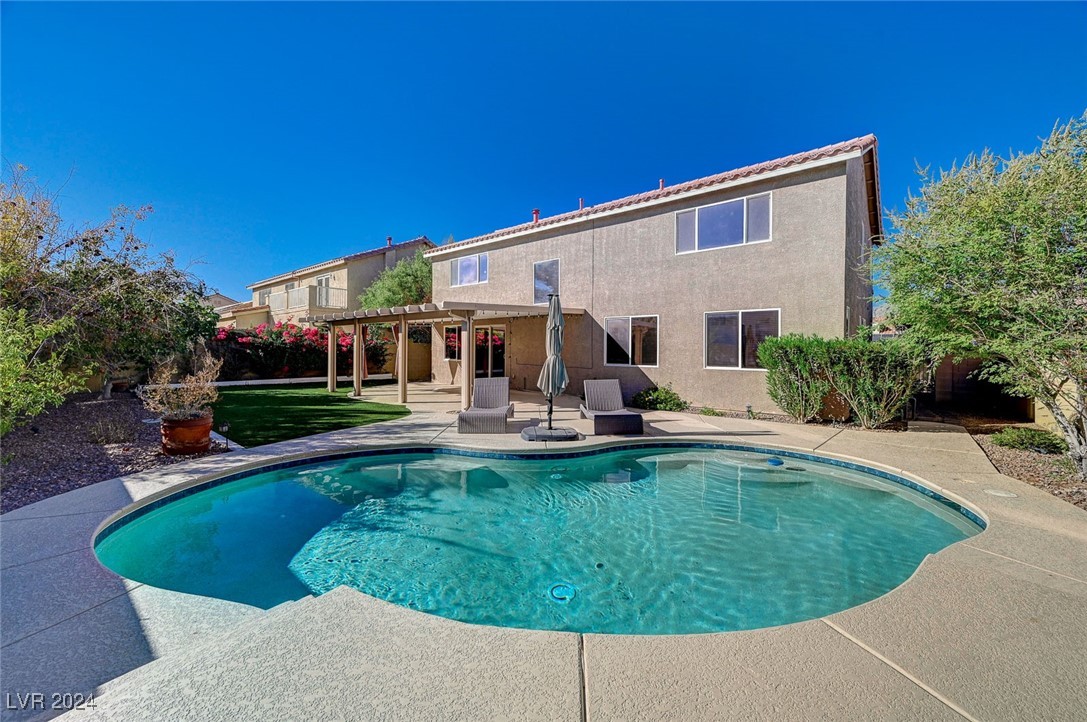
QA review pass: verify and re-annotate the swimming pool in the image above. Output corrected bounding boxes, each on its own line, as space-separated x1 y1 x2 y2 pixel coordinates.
94 443 983 635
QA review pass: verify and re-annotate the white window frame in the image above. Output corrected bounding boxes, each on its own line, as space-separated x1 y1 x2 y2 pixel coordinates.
284 281 297 291
703 308 781 371
442 324 463 361
676 191 773 255
451 253 489 287
604 314 660 368
315 274 332 286
257 290 270 306
532 258 560 305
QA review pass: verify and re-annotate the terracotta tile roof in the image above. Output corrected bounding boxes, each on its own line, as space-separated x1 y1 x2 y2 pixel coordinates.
343 236 434 263
248 236 435 289
426 135 879 255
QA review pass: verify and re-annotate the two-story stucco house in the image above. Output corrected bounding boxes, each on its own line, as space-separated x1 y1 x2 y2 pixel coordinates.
423 136 881 414
218 236 435 329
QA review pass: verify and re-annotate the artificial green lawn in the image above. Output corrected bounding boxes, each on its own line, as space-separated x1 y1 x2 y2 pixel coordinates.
211 381 409 447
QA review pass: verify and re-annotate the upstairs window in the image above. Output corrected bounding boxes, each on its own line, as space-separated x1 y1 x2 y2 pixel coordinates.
451 253 489 287
533 259 559 304
605 315 659 367
257 290 270 306
705 309 779 369
676 192 772 253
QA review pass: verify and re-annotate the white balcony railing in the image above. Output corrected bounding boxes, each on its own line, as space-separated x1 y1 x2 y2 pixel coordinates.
316 286 348 308
268 292 288 313
264 285 349 314
287 287 309 309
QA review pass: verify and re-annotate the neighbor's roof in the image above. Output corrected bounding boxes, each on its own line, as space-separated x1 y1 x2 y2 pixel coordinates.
248 236 435 289
216 301 269 316
426 135 881 257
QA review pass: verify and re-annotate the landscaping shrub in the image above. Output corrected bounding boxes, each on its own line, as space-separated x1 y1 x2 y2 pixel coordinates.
86 418 137 444
822 336 924 429
699 406 723 417
757 333 923 428
756 335 832 423
991 427 1069 455
631 384 690 412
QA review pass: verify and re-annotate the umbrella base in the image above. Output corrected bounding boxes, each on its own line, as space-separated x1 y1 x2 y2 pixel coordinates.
520 426 580 442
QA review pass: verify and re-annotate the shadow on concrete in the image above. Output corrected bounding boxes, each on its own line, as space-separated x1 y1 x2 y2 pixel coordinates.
1 479 156 722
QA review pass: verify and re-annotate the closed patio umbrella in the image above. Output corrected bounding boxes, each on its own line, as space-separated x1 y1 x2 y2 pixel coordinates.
537 293 569 430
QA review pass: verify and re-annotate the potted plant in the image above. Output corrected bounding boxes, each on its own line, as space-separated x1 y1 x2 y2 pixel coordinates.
138 348 223 455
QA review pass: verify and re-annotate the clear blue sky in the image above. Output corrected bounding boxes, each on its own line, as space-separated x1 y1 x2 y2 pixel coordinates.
3 2 1085 301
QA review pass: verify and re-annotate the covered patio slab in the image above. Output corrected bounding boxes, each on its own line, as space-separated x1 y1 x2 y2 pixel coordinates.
1 403 1085 721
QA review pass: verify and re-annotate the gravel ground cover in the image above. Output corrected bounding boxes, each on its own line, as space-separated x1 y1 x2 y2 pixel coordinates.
1 392 226 514
971 432 1085 510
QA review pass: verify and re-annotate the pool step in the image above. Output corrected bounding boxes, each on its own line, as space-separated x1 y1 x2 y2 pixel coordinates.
67 586 585 721
87 593 320 707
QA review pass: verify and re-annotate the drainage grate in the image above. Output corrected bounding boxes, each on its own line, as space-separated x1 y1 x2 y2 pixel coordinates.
549 582 577 604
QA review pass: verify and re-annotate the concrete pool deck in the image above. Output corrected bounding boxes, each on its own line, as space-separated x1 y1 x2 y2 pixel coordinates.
1 386 1085 720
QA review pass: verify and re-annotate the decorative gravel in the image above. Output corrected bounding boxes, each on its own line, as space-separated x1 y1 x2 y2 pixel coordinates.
972 433 1085 510
1 392 227 514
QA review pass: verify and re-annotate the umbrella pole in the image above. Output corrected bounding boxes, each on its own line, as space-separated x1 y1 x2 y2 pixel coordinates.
547 394 554 430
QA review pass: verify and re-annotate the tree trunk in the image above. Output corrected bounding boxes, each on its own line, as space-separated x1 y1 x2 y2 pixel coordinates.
1040 396 1087 482
100 374 113 400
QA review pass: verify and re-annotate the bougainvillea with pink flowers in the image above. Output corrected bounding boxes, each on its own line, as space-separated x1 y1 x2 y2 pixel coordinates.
208 320 389 380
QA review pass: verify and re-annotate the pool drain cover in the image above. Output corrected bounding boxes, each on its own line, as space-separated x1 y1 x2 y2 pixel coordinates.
549 582 577 603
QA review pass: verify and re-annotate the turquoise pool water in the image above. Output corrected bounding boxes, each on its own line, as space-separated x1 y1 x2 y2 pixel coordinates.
94 445 982 634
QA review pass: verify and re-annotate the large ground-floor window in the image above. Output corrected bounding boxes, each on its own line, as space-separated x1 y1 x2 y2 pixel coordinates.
443 325 462 360
705 309 779 369
605 315 659 367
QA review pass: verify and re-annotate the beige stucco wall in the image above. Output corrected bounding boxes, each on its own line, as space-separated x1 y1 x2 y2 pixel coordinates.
844 156 874 337
345 245 425 304
219 307 271 330
247 244 427 326
431 162 866 413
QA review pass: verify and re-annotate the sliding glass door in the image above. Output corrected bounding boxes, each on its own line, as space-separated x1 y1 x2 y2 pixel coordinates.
474 326 506 378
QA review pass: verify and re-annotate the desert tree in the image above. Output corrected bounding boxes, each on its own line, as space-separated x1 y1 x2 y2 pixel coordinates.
875 113 1087 479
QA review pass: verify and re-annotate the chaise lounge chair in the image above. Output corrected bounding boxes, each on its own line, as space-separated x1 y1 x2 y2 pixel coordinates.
458 377 515 434
579 379 644 435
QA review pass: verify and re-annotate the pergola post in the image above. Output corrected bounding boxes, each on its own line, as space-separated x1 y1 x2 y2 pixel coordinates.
326 324 337 393
352 319 363 397
461 312 476 410
361 325 368 381
397 315 408 404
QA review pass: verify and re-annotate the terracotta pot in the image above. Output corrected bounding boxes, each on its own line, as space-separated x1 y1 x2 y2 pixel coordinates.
160 415 213 456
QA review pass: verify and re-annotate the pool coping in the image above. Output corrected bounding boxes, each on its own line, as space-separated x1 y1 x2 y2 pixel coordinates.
3 411 1085 721
91 439 990 550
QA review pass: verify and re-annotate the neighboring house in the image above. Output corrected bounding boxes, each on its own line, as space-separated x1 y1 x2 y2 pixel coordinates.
215 300 272 330
217 236 435 329
424 136 881 413
204 292 239 309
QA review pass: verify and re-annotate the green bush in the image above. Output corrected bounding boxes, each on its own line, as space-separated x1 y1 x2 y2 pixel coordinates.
991 427 1068 455
757 335 832 423
631 384 690 412
0 310 85 437
699 406 724 417
756 333 923 428
822 336 924 429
